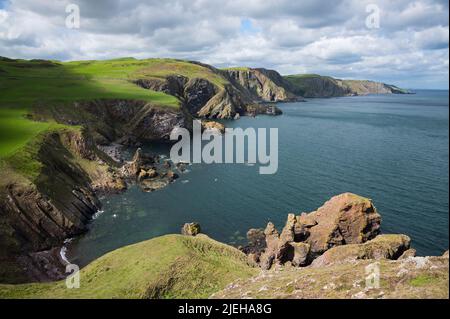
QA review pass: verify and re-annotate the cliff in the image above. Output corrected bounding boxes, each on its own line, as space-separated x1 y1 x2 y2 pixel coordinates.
0 56 415 285
284 74 410 98
223 67 299 102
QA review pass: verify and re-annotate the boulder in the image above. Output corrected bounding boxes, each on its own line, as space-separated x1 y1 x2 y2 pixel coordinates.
311 234 411 268
289 242 311 267
181 223 201 236
443 250 449 258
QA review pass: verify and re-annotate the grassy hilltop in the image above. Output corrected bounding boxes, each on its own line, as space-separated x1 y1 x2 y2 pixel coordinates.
0 57 206 159
0 57 232 184
0 234 256 299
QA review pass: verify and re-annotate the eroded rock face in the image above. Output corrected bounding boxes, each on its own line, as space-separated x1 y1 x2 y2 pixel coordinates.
225 68 298 102
241 193 382 269
34 100 188 146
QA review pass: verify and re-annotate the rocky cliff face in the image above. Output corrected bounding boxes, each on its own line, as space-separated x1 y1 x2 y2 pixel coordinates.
0 130 105 283
224 68 299 102
135 76 249 119
134 67 290 119
284 75 410 98
34 99 188 146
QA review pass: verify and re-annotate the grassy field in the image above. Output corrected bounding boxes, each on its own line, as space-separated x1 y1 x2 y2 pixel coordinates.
0 57 230 162
0 234 257 299
0 108 51 158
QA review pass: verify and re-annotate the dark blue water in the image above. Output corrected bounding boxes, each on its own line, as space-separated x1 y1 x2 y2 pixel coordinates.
67 90 449 266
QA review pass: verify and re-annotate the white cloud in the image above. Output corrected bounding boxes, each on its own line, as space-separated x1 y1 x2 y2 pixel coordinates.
0 0 448 88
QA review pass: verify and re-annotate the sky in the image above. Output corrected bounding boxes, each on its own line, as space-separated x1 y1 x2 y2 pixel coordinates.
0 0 448 89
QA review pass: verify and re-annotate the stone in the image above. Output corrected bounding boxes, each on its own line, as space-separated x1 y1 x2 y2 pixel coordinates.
163 160 171 169
259 222 279 270
443 250 449 258
147 169 158 178
311 234 411 268
181 223 201 236
165 170 179 182
398 249 417 260
289 242 311 267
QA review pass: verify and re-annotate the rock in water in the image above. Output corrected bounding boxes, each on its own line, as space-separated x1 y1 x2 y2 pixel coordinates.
181 223 202 236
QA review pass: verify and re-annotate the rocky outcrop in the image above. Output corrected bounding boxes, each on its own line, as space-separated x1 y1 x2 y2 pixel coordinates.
310 234 411 267
241 193 382 269
301 193 382 256
181 223 202 236
121 148 181 193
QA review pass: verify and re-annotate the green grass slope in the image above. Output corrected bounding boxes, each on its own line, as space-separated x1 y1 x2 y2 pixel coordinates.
0 57 230 160
0 57 232 184
0 234 257 299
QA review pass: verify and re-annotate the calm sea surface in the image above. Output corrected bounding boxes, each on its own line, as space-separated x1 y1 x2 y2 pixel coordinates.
67 90 449 266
